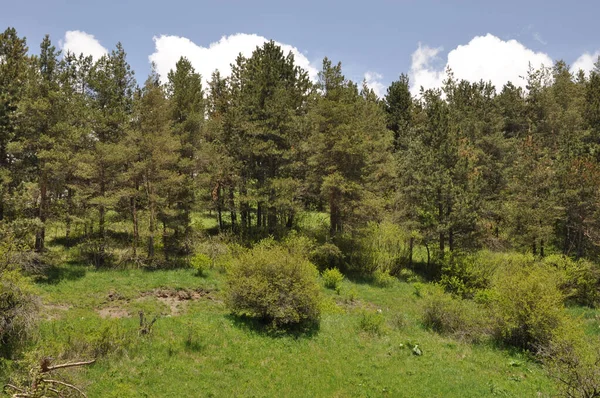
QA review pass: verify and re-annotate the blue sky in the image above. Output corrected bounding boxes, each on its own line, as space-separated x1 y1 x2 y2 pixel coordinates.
2 0 599 95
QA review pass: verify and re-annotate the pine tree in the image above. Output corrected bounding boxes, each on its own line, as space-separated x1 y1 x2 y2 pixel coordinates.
307 58 393 237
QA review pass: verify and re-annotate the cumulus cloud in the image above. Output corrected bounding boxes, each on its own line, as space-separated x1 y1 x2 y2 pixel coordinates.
60 30 108 60
364 71 386 97
409 34 553 95
149 33 319 84
571 51 600 76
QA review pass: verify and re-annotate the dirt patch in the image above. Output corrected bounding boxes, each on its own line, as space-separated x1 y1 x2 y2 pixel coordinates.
335 298 378 312
139 287 219 316
97 307 129 319
42 303 72 320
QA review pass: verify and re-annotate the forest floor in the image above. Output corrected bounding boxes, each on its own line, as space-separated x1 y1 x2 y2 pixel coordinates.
15 259 575 397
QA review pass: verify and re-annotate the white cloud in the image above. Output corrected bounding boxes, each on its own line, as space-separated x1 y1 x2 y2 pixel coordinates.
409 43 445 95
364 71 386 97
571 51 600 76
60 30 108 60
409 34 553 95
149 33 319 84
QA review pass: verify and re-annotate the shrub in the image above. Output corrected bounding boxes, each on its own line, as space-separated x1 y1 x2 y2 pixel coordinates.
542 337 600 398
311 243 343 271
356 221 410 275
398 268 420 283
373 269 395 287
439 252 499 298
322 268 344 290
422 287 490 343
225 241 321 329
190 252 211 276
0 270 39 357
544 255 600 308
491 265 566 352
358 309 385 335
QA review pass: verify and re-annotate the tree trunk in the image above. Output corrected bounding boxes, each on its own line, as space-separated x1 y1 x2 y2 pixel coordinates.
131 194 138 257
438 188 444 253
329 189 341 237
35 176 47 252
229 187 237 231
409 237 414 268
257 202 262 228
216 185 223 230
147 181 155 260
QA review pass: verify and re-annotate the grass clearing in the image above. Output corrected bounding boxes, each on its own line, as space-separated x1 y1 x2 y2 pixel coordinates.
13 262 559 397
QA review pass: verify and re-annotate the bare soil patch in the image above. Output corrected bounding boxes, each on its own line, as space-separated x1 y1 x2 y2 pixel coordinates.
97 307 129 319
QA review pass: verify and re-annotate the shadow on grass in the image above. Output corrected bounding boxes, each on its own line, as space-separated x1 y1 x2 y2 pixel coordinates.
34 263 87 285
344 260 441 286
225 314 320 339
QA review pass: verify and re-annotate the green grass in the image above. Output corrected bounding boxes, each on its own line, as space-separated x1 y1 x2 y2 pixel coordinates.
13 262 559 398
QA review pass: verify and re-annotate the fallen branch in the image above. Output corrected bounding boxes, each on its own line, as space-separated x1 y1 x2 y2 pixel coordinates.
43 359 96 373
4 384 24 392
43 379 87 397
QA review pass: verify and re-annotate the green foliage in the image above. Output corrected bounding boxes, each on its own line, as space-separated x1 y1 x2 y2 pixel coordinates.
190 252 211 276
225 241 321 329
422 287 490 343
542 337 600 398
491 265 566 352
357 309 385 335
439 252 497 298
373 269 396 287
310 242 343 271
357 221 410 275
0 270 38 357
321 268 344 290
543 254 600 308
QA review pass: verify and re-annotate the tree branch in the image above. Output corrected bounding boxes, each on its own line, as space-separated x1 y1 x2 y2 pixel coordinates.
43 359 96 373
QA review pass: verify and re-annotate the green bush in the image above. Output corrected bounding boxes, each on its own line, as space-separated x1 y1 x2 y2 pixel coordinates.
422 287 490 343
225 241 321 329
439 252 499 298
0 270 39 357
373 269 395 287
190 252 211 276
311 243 343 271
543 254 600 308
358 309 385 335
491 265 566 352
322 268 344 290
357 221 410 275
542 336 600 398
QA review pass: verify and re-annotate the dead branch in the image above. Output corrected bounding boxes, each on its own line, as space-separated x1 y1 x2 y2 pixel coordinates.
43 379 87 397
43 359 96 373
4 384 24 392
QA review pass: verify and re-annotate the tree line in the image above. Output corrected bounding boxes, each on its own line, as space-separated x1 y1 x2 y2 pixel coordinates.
1 26 600 267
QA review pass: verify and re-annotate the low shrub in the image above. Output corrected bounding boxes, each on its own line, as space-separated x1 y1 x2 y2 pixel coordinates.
544 254 600 308
422 287 490 343
358 309 385 335
190 252 211 276
491 265 566 352
356 221 410 275
373 269 395 287
322 268 344 290
439 252 499 299
225 240 321 329
542 337 600 398
0 270 39 358
311 243 343 271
